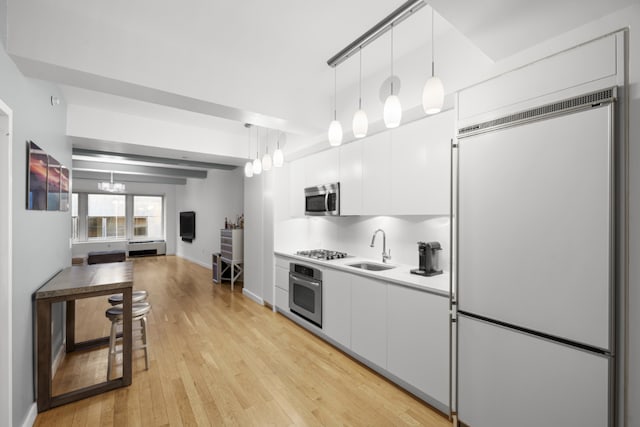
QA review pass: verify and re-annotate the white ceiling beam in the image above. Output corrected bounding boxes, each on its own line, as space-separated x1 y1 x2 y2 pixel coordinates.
73 170 187 185
72 159 208 179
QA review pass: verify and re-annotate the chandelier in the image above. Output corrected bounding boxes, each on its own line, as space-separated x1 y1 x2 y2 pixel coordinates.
98 171 126 193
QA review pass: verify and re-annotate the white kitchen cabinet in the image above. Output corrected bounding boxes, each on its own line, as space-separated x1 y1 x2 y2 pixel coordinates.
351 274 387 368
391 111 453 215
361 132 392 215
338 141 362 216
322 269 351 348
274 259 289 310
387 285 449 406
289 157 306 217
305 149 339 188
275 286 289 312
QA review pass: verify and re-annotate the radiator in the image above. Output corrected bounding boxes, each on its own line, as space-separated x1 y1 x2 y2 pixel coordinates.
127 240 166 257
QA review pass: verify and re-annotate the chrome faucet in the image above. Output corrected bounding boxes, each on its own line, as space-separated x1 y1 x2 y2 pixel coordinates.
370 229 391 263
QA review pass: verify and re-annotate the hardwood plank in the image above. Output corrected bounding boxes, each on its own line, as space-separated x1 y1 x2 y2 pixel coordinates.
35 255 451 427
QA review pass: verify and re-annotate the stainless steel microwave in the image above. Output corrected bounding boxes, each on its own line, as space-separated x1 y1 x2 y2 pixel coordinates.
304 183 340 216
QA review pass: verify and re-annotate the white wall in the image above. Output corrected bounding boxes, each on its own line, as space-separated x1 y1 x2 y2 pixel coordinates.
175 168 244 268
67 104 249 160
0 0 6 48
243 169 275 305
0 50 69 426
71 179 178 256
0 96 13 427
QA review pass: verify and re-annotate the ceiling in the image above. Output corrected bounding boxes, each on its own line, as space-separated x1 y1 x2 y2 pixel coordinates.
5 0 638 183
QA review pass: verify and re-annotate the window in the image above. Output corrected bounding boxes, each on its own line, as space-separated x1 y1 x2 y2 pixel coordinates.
87 194 126 240
72 193 165 242
133 196 163 239
71 193 79 241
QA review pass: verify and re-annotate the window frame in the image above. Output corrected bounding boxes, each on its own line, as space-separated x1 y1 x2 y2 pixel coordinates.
72 192 165 243
132 195 164 241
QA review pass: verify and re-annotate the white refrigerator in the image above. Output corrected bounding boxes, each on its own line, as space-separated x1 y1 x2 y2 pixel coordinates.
455 88 616 427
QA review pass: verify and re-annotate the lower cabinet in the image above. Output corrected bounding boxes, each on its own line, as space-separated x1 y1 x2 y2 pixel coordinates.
351 275 387 369
275 259 289 311
323 269 351 348
274 255 450 410
387 285 450 405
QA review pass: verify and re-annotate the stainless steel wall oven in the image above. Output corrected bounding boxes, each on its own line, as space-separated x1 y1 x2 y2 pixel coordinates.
289 263 322 327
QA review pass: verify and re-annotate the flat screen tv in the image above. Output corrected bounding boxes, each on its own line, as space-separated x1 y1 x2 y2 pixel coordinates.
179 211 195 242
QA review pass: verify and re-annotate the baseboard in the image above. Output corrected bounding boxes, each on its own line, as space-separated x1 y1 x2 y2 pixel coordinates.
21 402 37 427
176 254 212 270
242 288 264 305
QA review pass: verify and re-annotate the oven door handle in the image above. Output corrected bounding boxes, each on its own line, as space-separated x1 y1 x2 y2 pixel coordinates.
324 193 329 212
289 273 321 287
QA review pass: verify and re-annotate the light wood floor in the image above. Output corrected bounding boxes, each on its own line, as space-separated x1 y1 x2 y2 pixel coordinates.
34 256 452 427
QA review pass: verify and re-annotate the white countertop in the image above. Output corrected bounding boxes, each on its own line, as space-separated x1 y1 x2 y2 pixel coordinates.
275 251 451 297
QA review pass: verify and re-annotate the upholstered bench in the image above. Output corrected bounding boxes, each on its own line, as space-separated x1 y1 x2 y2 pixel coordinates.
87 250 126 265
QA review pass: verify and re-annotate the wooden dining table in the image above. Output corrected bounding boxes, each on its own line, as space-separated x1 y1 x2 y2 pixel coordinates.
35 261 134 412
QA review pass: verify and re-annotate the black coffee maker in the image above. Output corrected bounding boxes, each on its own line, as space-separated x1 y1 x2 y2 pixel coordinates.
410 241 443 276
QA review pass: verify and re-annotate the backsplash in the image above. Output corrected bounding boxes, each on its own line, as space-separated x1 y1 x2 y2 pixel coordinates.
275 215 451 271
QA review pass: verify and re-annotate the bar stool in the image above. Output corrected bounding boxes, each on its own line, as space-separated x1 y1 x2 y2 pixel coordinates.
105 301 151 380
107 289 148 306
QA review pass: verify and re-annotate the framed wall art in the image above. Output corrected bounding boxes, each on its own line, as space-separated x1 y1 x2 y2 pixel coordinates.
27 141 70 211
27 141 48 210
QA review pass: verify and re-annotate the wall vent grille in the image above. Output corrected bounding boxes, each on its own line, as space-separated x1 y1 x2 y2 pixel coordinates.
458 87 616 138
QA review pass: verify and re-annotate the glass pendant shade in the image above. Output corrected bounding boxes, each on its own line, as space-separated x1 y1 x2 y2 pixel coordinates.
328 120 343 146
273 148 284 167
422 76 444 115
252 158 262 175
244 161 254 178
383 94 402 128
262 152 272 171
352 109 368 138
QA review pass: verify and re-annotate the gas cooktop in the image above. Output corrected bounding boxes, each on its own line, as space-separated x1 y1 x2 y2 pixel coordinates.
295 249 348 260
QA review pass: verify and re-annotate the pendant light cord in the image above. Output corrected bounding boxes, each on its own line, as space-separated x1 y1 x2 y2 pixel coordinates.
333 67 338 120
358 47 363 109
266 130 269 154
247 124 251 158
390 24 394 95
431 7 435 77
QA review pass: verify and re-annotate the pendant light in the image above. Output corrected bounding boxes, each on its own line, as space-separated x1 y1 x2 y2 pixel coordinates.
328 67 343 146
273 132 284 167
352 47 368 138
244 124 253 178
383 24 402 128
262 130 273 171
98 171 126 193
252 127 262 175
422 6 444 115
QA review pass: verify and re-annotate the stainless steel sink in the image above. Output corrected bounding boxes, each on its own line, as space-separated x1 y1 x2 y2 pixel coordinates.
347 262 395 271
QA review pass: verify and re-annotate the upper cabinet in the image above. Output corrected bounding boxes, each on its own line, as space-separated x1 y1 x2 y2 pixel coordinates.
287 110 454 217
361 132 392 215
339 140 362 216
391 110 454 216
305 149 339 187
